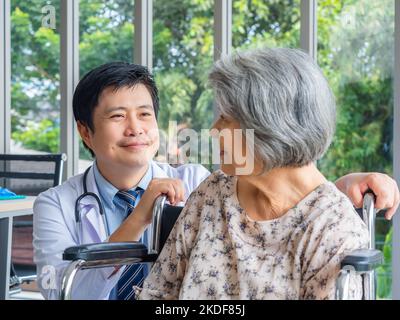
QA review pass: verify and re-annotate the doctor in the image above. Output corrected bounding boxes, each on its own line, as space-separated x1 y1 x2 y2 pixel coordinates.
33 62 399 300
33 62 209 300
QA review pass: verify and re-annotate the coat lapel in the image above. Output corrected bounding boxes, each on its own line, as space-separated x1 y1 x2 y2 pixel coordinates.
77 166 108 243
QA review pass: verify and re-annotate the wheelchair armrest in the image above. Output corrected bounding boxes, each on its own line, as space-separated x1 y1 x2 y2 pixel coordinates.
63 242 149 263
61 242 155 299
340 249 383 272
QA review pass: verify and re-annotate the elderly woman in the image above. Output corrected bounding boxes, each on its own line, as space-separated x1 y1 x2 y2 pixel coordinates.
136 48 382 299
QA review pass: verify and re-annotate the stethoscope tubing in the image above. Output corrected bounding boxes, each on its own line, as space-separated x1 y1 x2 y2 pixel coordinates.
75 166 110 241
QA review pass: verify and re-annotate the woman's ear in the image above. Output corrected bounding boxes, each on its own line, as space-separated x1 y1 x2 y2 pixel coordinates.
77 121 93 149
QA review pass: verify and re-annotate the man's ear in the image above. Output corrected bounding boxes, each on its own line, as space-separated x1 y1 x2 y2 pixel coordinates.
77 121 93 149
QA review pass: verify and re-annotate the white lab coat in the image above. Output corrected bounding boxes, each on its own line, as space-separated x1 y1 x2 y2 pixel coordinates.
33 161 210 300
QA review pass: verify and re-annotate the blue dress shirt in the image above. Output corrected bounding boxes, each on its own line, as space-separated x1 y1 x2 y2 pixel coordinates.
92 161 153 235
92 161 153 299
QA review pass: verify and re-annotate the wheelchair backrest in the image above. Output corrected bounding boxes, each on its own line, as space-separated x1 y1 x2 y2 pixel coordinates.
159 205 183 252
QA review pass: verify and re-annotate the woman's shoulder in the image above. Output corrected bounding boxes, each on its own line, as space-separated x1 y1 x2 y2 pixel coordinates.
174 170 236 237
182 169 236 216
192 169 236 195
300 182 355 214
300 181 368 237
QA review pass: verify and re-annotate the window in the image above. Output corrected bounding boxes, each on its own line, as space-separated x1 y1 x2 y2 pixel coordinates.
317 0 394 299
9 0 62 275
153 0 214 167
78 0 135 171
11 0 61 159
233 0 300 49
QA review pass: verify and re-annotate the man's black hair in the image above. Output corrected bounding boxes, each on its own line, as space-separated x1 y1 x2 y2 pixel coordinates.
73 61 159 157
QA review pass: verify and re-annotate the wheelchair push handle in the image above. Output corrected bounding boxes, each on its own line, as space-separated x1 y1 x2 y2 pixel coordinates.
149 195 184 255
150 195 167 254
362 192 376 250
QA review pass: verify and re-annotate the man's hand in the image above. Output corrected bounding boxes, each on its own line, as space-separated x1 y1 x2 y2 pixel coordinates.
335 172 400 220
133 178 185 225
109 178 185 242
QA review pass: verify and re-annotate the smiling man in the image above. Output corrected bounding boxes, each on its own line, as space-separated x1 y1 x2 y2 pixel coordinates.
33 62 210 300
32 61 399 300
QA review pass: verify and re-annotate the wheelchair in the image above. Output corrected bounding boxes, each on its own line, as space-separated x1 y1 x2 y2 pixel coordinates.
60 196 181 300
335 193 383 300
60 193 383 300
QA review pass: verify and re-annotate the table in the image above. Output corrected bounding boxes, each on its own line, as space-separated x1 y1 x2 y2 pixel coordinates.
0 197 35 300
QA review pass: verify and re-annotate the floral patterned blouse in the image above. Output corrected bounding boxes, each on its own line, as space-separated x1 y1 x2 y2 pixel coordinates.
137 170 369 300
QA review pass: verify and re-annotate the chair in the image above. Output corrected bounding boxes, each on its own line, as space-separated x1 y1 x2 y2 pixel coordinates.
61 194 383 300
0 153 67 294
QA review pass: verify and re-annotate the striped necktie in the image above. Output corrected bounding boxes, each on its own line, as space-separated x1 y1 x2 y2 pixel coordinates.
114 188 145 300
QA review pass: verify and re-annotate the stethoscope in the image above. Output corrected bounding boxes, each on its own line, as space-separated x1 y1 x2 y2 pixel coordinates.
74 166 110 242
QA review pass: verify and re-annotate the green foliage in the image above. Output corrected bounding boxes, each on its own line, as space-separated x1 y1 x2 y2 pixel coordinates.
11 1 61 152
12 119 60 153
317 0 394 181
318 78 393 180
153 0 214 133
376 227 393 299
79 1 134 75
232 0 300 48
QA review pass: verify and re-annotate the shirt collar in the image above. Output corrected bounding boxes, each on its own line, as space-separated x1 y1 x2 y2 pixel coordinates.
92 161 119 209
137 163 153 191
92 161 153 204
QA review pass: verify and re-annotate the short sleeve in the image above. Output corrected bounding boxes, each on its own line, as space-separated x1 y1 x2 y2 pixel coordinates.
300 205 369 300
